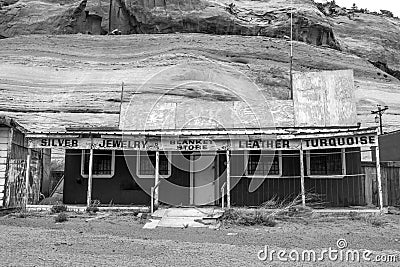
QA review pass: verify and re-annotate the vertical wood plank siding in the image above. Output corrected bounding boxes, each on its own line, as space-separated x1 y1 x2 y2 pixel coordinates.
231 149 364 207
63 149 365 207
362 161 400 206
0 128 10 205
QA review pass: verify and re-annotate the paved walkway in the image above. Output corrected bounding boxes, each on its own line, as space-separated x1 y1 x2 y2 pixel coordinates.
144 207 224 229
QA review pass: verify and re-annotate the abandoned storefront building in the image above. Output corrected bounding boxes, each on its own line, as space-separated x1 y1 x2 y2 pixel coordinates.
26 69 382 209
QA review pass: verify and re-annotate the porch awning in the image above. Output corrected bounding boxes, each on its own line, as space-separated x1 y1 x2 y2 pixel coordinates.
26 126 378 151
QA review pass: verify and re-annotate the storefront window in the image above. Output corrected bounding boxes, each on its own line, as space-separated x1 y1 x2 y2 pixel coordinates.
307 149 345 176
137 151 171 178
246 151 281 177
81 150 115 178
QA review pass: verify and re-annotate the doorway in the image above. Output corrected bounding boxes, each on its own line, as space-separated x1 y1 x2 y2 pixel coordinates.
190 153 216 205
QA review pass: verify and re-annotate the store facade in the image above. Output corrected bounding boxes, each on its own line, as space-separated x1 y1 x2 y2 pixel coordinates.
27 127 379 208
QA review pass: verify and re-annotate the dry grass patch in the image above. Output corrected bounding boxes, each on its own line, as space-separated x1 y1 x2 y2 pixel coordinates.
222 193 327 226
222 208 277 227
54 212 68 223
51 204 68 213
86 200 100 214
348 212 386 227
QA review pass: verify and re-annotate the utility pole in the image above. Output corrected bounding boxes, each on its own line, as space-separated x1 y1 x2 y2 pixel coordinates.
371 105 389 135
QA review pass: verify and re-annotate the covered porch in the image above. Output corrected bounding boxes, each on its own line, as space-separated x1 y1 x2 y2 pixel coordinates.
25 126 384 211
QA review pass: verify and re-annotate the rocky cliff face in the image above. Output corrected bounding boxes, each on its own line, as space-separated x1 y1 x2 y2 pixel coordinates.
1 0 341 49
104 0 339 48
330 13 400 80
2 0 399 73
0 0 400 131
0 0 82 35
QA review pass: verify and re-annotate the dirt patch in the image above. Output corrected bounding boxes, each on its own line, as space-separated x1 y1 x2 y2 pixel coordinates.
0 211 399 266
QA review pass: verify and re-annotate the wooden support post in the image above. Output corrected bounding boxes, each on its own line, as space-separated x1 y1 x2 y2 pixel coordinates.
23 149 32 211
375 144 384 211
300 145 306 207
364 166 373 206
226 150 231 209
154 151 160 209
150 187 154 214
221 184 225 209
86 148 94 208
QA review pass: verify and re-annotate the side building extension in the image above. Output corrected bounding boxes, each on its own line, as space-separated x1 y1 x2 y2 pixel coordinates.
0 116 50 208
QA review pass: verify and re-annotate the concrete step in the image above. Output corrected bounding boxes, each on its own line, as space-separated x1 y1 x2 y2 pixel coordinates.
157 216 208 228
145 207 224 229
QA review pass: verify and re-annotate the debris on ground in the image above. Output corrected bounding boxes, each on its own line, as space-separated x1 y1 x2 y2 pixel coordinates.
388 206 400 215
85 213 111 222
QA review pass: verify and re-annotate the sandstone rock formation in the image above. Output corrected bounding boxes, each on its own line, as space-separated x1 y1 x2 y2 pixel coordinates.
1 0 341 49
102 0 340 49
0 0 399 132
0 34 399 132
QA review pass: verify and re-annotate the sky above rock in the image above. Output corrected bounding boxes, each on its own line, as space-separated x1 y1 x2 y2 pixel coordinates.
314 0 400 17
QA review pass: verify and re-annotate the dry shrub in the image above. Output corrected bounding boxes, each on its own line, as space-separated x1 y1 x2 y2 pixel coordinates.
369 217 385 227
261 193 325 209
86 206 99 213
86 200 100 214
222 209 276 227
260 196 280 209
348 213 385 227
55 212 68 223
51 204 68 213
16 212 28 218
223 192 325 225
259 193 322 223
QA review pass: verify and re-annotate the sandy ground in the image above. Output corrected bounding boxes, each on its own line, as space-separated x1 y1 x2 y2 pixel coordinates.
0 211 400 266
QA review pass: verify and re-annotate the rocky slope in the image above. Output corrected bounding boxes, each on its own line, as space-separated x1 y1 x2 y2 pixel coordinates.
0 0 399 132
0 34 399 132
332 13 400 80
0 0 342 47
1 0 399 73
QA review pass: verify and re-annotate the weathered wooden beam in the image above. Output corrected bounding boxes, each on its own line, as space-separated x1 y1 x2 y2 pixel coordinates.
226 150 231 209
154 151 160 209
86 148 94 208
23 149 31 211
364 166 373 206
375 140 384 211
300 144 306 207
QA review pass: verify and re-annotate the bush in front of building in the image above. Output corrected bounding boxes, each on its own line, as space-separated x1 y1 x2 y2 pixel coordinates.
54 212 68 223
86 206 99 213
86 199 101 214
15 212 28 218
348 212 386 227
51 204 68 213
222 208 277 227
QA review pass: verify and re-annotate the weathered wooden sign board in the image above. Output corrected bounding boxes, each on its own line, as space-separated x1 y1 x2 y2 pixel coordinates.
28 133 377 151
302 135 376 150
